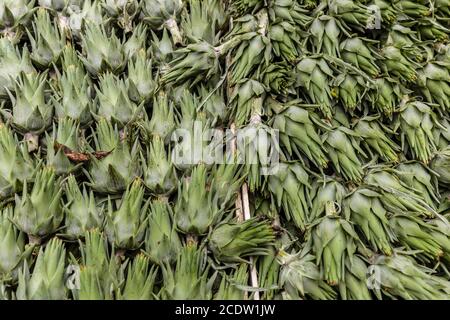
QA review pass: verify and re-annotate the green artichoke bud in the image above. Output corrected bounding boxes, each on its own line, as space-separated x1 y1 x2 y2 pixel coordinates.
0 38 35 97
364 167 436 217
238 120 279 192
396 100 442 163
344 188 394 255
160 243 216 300
340 38 380 78
175 164 224 235
427 218 450 263
229 79 266 127
181 0 222 45
354 116 400 162
5 72 53 134
144 199 182 265
105 179 149 250
13 167 63 243
369 253 450 300
142 135 177 195
339 256 372 300
210 162 243 209
230 0 263 15
67 0 103 39
16 238 67 300
277 248 337 300
395 162 440 210
258 248 279 300
80 22 126 75
295 57 334 119
0 0 35 42
45 118 85 175
386 25 424 62
367 77 402 116
430 148 450 184
329 0 373 30
102 0 139 32
271 102 328 168
85 119 140 194
126 50 157 104
162 36 240 87
72 229 125 300
63 175 104 240
214 264 249 300
27 9 65 67
268 0 312 27
435 0 450 16
198 85 227 126
118 254 157 300
333 73 368 112
268 21 302 62
381 45 419 82
373 0 397 24
390 214 443 262
309 178 347 221
0 207 33 282
209 217 275 263
394 0 431 18
309 207 360 285
261 62 295 95
140 0 183 45
323 126 365 182
230 29 271 84
149 28 174 67
309 15 341 57
0 124 35 199
417 62 450 111
417 18 450 42
123 23 147 59
268 162 310 231
52 46 94 125
95 72 142 127
140 91 176 143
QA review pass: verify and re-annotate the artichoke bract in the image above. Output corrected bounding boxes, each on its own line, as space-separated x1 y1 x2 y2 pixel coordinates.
13 167 63 244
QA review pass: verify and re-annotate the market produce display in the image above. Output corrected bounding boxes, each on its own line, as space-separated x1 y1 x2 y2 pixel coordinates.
0 0 450 300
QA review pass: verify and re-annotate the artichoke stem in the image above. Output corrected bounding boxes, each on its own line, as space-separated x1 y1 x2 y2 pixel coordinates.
28 235 42 246
256 9 268 36
186 234 198 246
165 18 182 45
24 132 39 153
